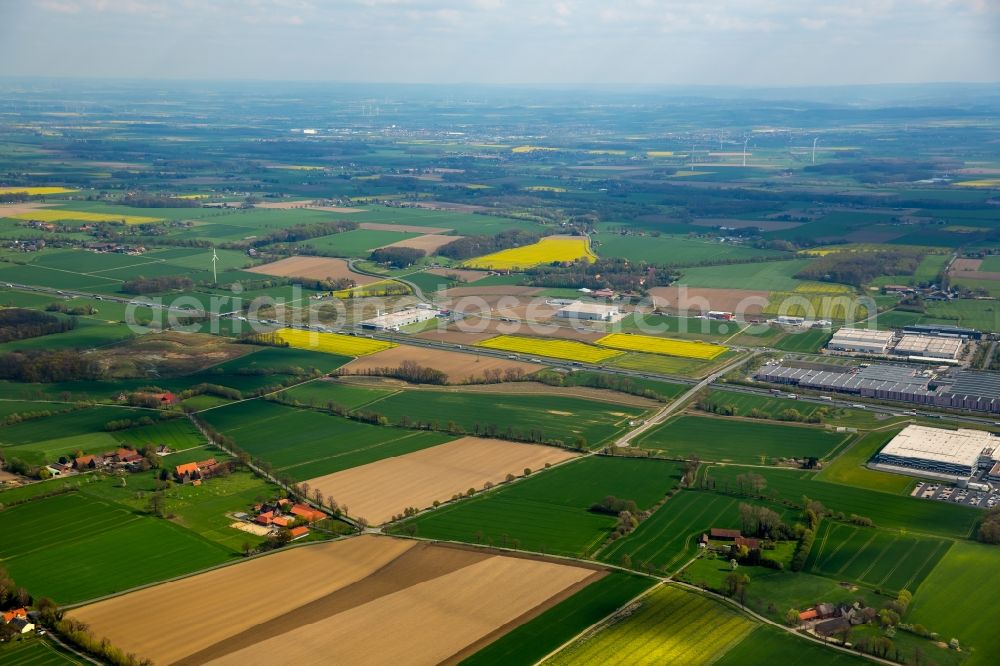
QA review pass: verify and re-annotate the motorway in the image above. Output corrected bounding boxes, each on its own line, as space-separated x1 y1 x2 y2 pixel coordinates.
6 279 1000 430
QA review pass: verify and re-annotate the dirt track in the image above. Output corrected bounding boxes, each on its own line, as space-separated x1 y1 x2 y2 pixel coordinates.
302 437 579 525
246 256 379 283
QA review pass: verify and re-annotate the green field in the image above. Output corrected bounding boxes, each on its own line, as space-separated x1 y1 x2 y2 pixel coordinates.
462 572 655 666
676 260 812 291
299 228 422 256
199 400 453 479
772 328 834 353
714 625 864 666
394 456 681 557
816 429 916 493
0 639 85 665
596 234 781 267
544 584 755 665
0 492 231 604
362 389 648 446
704 465 980 538
605 351 714 377
698 390 884 429
637 415 850 464
908 541 1000 665
277 380 394 410
112 418 205 451
804 520 952 593
599 491 793 574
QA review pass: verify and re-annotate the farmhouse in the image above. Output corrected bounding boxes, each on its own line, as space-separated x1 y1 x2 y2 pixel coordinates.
556 301 622 322
814 616 851 638
73 454 102 470
290 504 325 523
289 525 310 539
874 424 1000 480
709 528 741 540
175 458 221 483
827 328 895 354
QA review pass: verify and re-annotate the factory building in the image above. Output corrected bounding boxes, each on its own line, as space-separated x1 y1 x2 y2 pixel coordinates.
360 305 440 331
902 324 981 340
874 425 999 480
893 334 964 360
556 301 622 322
827 328 895 354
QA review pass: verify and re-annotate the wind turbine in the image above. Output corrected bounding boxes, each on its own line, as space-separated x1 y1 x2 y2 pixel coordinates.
212 247 218 284
812 137 819 164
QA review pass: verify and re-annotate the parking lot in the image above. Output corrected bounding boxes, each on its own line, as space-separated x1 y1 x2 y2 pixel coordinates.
912 481 1000 509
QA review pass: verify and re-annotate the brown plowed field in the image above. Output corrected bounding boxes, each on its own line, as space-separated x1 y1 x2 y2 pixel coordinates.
426 267 489 283
302 437 579 525
951 258 983 272
648 286 770 315
379 233 463 253
360 222 453 233
70 537 598 666
204 545 598 666
0 202 55 218
69 536 416 665
246 256 379 283
342 344 542 382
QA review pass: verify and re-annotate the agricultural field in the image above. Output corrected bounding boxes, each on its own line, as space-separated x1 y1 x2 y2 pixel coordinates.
605 351 716 377
704 465 980 538
0 639 84 665
462 572 655 666
636 415 850 464
713 626 865 666
393 456 681 557
676 260 813 291
545 584 755 665
6 209 163 224
772 327 834 353
0 492 231 604
464 236 595 270
763 291 870 321
361 388 647 446
816 429 916 494
198 400 453 479
804 520 951 593
301 437 580 525
599 491 793 574
475 335 623 364
245 255 380 283
0 186 77 195
596 332 728 359
594 234 782 266
69 536 599 665
908 541 1000 665
274 328 396 356
342 343 542 383
297 228 422 256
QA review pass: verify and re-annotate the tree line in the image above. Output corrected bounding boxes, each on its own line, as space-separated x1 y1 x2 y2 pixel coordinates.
0 308 77 343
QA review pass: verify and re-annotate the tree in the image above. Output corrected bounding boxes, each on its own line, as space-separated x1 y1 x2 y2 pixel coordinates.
785 609 800 626
146 491 165 517
241 541 253 557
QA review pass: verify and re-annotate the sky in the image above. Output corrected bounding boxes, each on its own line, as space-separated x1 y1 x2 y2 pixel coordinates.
1 0 998 86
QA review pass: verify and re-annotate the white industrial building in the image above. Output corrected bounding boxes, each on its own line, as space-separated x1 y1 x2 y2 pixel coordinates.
556 301 622 322
827 328 895 354
874 424 999 480
893 334 963 360
361 305 440 331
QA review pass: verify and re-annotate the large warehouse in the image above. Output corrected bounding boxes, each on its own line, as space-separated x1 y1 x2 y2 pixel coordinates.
894 334 963 360
874 425 999 479
556 301 622 322
827 328 895 354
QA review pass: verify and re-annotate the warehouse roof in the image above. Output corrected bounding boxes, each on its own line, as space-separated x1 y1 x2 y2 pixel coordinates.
829 328 895 345
879 425 997 469
944 371 1000 400
757 363 937 396
557 301 620 315
894 334 963 358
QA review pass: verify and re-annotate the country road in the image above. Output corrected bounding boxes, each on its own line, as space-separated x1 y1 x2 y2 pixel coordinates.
615 351 762 447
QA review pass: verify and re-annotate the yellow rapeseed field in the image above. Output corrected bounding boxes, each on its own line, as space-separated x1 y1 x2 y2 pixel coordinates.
0 186 78 195
475 336 624 364
275 328 396 356
793 282 854 294
596 333 727 360
8 209 163 225
954 178 1000 188
463 236 595 270
511 146 559 154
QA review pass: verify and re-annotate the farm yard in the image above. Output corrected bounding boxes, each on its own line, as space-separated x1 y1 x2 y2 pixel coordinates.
300 437 580 525
544 584 755 665
68 535 601 665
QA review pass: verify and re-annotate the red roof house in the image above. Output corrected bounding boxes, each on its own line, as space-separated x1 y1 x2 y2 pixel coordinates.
798 609 818 622
289 526 310 539
2 608 27 624
290 504 325 523
710 528 742 540
175 462 199 477
256 511 274 526
272 516 293 528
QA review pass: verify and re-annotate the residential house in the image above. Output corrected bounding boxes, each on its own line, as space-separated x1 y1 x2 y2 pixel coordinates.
814 616 851 638
734 536 761 551
46 462 73 477
1 608 27 624
272 515 293 528
815 603 838 619
9 617 34 634
155 445 173 456
256 511 274 526
73 454 102 470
